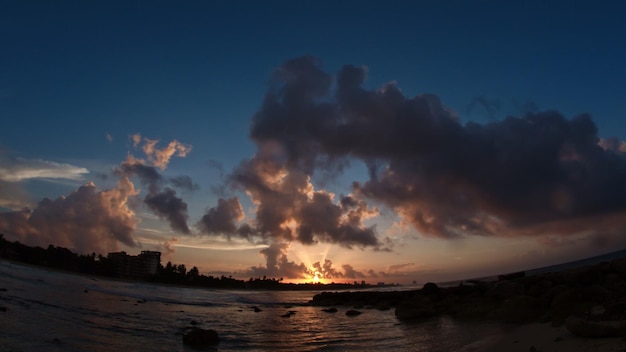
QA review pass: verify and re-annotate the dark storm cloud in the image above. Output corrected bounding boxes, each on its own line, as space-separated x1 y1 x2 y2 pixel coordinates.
243 56 626 239
197 197 244 238
144 188 190 234
118 157 191 235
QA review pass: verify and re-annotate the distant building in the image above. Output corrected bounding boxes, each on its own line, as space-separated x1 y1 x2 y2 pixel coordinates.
107 251 161 278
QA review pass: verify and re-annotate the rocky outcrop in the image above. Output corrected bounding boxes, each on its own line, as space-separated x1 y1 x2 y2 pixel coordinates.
310 257 626 328
182 328 220 348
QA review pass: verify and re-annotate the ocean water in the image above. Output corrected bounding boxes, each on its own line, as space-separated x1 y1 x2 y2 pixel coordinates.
0 260 500 352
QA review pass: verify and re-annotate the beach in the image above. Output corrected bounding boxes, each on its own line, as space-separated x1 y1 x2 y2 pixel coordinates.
463 323 625 352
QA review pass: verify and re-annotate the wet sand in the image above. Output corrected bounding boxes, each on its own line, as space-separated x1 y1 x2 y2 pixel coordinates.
458 323 624 352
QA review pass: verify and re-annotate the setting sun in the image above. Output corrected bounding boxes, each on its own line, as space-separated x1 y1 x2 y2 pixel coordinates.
313 272 321 284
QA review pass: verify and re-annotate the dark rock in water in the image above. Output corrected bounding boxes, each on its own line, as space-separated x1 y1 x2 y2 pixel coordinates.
345 309 362 316
395 296 435 321
190 320 199 325
421 282 440 296
252 306 262 313
0 306 7 312
0 288 7 292
281 313 292 318
565 316 626 338
84 289 88 293
182 328 220 348
322 308 338 313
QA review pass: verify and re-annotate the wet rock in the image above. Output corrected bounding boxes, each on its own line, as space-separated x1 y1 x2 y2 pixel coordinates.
565 315 626 338
486 280 524 301
345 309 362 316
498 295 541 323
394 296 435 321
182 328 220 348
421 282 440 297
0 306 7 312
252 306 262 312
321 308 338 313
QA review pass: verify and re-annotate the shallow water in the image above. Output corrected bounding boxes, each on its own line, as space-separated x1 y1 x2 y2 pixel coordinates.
0 260 500 351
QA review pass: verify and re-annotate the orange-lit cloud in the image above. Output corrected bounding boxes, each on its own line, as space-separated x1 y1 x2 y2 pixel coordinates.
0 179 138 254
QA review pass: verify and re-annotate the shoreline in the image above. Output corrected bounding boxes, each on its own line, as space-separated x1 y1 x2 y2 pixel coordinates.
458 322 625 352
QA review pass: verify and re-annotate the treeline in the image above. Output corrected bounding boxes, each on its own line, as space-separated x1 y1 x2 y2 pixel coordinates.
0 234 387 290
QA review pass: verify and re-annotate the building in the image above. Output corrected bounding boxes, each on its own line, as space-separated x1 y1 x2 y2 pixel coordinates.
107 251 161 278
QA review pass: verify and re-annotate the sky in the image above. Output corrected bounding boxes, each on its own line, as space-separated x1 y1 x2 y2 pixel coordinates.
1 1 625 284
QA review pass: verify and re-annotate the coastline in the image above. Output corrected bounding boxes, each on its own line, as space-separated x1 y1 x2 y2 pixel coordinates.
458 323 625 352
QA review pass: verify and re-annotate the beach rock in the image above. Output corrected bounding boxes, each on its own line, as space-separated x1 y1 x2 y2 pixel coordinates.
394 296 435 321
565 316 626 338
421 282 440 297
182 328 220 348
498 295 541 323
486 280 524 301
252 306 262 312
345 309 362 316
321 308 338 313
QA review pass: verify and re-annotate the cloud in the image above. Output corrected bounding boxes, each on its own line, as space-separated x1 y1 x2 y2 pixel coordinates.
243 56 626 241
169 175 199 191
131 134 192 170
241 242 309 279
0 156 88 182
117 140 193 234
157 237 178 260
144 188 190 234
197 197 245 238
342 264 365 279
0 179 138 254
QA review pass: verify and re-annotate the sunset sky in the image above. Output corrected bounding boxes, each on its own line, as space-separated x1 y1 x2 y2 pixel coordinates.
1 1 625 284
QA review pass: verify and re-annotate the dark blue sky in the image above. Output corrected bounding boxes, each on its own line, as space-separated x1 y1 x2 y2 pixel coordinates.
1 1 625 282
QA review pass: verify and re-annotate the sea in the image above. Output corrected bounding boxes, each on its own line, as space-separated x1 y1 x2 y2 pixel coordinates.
0 260 503 352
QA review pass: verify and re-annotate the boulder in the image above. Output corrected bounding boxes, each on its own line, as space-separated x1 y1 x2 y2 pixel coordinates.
498 295 541 323
421 282 440 297
565 316 626 338
183 328 220 348
345 309 362 316
394 296 435 321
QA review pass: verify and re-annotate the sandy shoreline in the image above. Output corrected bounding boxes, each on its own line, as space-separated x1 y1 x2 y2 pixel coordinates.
457 323 625 352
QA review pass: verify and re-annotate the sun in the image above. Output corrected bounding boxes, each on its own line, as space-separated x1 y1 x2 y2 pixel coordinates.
313 272 321 284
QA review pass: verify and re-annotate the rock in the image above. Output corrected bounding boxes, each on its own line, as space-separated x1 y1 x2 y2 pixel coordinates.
321 308 338 313
280 313 292 318
486 280 524 301
345 310 362 316
394 296 435 321
252 306 262 312
421 282 440 297
0 306 7 312
565 316 626 338
182 328 220 348
498 295 541 323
